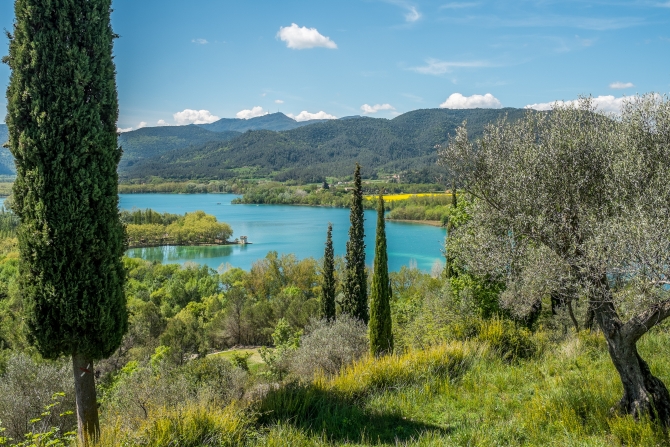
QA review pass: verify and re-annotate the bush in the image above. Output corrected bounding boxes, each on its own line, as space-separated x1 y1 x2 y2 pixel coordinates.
0 354 75 441
477 317 537 361
290 315 369 380
102 355 247 429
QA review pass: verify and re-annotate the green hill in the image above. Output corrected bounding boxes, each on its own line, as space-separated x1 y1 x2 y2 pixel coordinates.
122 108 529 182
198 112 325 132
118 125 241 169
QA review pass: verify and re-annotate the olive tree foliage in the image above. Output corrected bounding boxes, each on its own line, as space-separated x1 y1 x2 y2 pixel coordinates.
440 94 670 422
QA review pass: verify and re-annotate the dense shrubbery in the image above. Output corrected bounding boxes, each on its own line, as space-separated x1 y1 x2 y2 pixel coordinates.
231 181 445 209
0 354 75 441
118 179 247 194
125 210 233 247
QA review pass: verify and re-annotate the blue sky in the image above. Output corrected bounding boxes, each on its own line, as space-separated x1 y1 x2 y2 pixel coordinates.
1 0 669 130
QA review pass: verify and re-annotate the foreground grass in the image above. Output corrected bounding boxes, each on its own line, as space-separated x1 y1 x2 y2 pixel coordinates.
96 330 670 446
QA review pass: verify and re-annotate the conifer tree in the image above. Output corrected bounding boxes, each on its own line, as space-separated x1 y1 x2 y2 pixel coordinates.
322 223 336 321
369 194 393 356
342 163 368 322
5 0 126 442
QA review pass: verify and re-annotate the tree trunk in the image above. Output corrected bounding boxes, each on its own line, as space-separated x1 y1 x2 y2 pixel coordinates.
72 353 100 445
604 332 670 424
589 275 670 424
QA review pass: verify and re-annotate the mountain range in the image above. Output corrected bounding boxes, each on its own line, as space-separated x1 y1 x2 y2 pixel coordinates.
0 108 530 182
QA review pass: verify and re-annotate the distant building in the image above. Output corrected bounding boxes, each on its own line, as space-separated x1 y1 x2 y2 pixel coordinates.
239 236 248 245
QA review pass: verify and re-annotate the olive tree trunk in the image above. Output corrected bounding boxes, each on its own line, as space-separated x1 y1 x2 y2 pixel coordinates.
72 353 100 444
590 275 670 424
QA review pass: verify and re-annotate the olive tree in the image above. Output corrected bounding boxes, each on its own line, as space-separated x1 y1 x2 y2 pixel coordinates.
440 94 670 422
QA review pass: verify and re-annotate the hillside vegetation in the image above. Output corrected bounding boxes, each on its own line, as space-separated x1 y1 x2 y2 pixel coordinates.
118 126 241 169
120 108 528 182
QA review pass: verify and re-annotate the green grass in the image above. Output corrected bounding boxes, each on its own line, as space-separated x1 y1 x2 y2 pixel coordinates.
97 330 670 446
210 348 265 373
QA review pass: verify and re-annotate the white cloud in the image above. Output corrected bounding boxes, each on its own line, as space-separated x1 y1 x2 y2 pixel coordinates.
275 99 284 104
610 81 634 89
440 93 502 109
361 103 396 114
287 111 337 122
524 95 628 114
192 38 209 45
385 1 422 23
277 23 337 50
173 109 220 125
157 119 169 126
410 58 490 75
236 106 266 119
405 6 421 22
138 121 148 129
117 127 133 133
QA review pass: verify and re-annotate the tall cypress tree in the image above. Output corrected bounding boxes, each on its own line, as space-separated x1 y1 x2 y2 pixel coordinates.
5 0 126 442
369 194 393 356
322 223 336 321
342 163 368 323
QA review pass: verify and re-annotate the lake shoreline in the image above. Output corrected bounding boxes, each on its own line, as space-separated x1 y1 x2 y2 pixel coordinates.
385 218 443 227
127 240 251 249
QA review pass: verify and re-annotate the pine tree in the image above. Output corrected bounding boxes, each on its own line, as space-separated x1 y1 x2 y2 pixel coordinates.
322 223 336 321
369 194 393 356
342 163 368 322
5 0 126 442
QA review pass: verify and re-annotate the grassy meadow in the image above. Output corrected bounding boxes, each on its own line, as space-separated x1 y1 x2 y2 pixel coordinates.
88 326 670 447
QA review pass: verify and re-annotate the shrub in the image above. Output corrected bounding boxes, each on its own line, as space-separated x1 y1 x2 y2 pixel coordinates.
0 354 75 441
290 315 368 380
102 355 246 429
477 317 537 361
259 319 301 381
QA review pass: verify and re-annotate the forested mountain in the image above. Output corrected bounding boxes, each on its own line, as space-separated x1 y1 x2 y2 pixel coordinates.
198 112 325 132
0 124 14 175
122 108 529 182
118 125 240 169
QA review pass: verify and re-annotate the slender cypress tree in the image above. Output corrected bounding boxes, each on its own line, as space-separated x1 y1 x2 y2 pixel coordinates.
5 0 126 442
322 223 336 321
342 163 368 322
369 194 393 356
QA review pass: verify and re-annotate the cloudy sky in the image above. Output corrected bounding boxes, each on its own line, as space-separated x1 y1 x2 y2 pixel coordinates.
1 0 669 130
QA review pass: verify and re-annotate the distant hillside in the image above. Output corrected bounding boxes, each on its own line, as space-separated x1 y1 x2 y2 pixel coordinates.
198 112 325 132
0 124 14 176
118 125 240 169
122 108 529 182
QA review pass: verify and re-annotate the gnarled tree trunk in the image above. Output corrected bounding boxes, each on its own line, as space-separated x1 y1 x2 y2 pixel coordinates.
605 334 670 422
72 353 100 445
590 275 670 425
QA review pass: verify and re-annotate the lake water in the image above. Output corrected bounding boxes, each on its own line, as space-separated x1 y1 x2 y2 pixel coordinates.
120 194 446 272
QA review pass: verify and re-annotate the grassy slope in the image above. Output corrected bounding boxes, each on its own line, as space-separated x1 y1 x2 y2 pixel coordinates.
98 330 670 446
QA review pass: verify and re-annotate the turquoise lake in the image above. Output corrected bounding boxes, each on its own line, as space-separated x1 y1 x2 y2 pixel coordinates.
119 194 446 273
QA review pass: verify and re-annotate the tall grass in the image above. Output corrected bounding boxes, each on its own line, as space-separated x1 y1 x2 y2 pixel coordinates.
92 330 670 446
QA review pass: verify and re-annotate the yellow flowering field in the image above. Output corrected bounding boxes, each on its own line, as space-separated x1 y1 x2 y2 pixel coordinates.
364 192 450 202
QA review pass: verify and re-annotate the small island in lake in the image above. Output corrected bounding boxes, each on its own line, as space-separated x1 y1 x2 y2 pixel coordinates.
122 208 242 248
